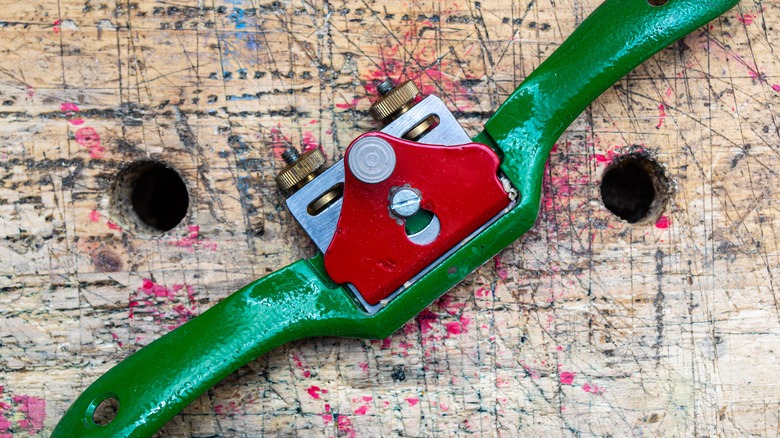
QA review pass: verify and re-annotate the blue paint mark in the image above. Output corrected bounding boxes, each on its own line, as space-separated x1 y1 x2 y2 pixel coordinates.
229 8 247 29
218 3 263 70
226 94 259 101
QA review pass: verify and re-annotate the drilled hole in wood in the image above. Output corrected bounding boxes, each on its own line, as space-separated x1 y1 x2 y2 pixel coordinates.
109 160 189 236
92 397 119 426
599 153 670 224
647 0 669 6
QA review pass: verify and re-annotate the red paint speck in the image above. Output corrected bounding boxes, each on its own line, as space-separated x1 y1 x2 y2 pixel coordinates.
0 419 10 435
89 210 101 222
352 396 372 415
655 215 670 229
292 354 311 378
657 103 667 128
68 118 85 126
301 132 321 152
415 309 438 334
130 280 197 327
10 395 45 434
444 315 470 336
583 383 606 395
168 225 217 252
74 127 105 158
405 398 419 406
335 97 361 109
737 13 755 25
60 102 79 112
445 321 462 335
53 20 60 34
494 255 509 280
560 371 575 385
106 221 121 230
307 386 324 399
773 85 780 92
336 415 356 438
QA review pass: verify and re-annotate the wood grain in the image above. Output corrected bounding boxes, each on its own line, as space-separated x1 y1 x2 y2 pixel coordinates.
1 0 779 436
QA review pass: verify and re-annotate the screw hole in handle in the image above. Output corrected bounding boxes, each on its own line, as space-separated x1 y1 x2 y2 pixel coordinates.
647 0 669 6
85 393 120 427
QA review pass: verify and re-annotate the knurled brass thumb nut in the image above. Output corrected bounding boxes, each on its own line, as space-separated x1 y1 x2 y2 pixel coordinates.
275 148 327 191
369 81 420 122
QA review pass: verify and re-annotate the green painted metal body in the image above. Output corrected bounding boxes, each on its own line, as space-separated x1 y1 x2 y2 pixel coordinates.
52 1 740 436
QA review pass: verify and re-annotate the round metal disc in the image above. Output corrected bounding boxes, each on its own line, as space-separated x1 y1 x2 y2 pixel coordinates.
348 136 396 184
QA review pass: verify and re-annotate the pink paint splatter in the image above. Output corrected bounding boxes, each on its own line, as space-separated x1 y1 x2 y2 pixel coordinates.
773 85 780 93
141 279 173 297
414 309 438 335
698 33 772 88
335 97 361 109
337 415 356 438
74 127 105 158
493 254 509 281
352 396 372 415
301 132 321 152
61 102 85 125
655 215 670 229
168 226 217 252
268 125 293 160
292 354 311 378
434 294 465 315
321 404 332 425
0 417 11 436
656 103 667 129
214 401 240 416
89 210 101 222
737 13 755 25
111 332 123 347
444 315 471 336
10 395 45 434
60 102 79 112
53 20 60 33
405 398 419 407
106 221 121 231
560 371 575 385
307 386 325 399
129 280 197 329
361 37 478 111
583 383 606 395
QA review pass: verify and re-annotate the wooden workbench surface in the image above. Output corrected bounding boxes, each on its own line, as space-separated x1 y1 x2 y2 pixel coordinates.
1 0 779 436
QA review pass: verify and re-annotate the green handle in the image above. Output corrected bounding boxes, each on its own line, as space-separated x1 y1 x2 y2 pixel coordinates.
53 1 739 437
51 259 368 438
476 0 740 191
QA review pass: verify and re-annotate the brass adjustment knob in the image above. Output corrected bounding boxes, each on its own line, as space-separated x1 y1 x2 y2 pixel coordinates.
369 80 420 122
275 148 326 191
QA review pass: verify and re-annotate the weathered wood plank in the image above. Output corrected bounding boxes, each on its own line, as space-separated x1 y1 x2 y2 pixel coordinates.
1 0 779 436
